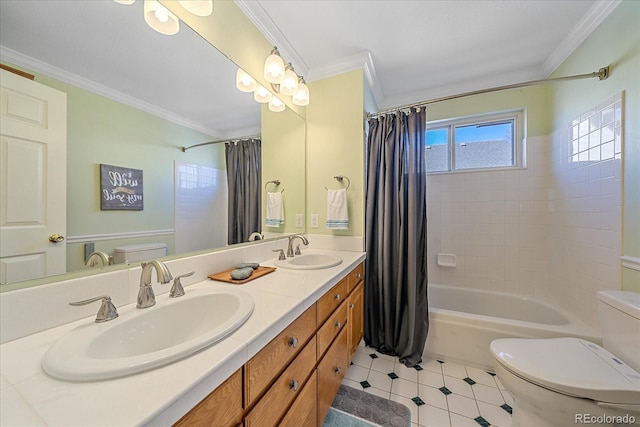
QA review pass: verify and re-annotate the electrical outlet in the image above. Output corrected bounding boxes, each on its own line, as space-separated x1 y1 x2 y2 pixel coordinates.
311 213 319 228
295 213 303 228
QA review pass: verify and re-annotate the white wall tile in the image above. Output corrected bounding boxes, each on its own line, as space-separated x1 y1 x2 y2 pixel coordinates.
426 95 623 328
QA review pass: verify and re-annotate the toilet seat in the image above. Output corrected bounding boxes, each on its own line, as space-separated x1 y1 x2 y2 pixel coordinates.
491 337 640 404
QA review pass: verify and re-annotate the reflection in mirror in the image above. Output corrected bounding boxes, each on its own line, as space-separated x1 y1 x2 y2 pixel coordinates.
0 0 305 290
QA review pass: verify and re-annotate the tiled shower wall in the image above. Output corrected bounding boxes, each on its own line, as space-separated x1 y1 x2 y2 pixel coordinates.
426 94 623 328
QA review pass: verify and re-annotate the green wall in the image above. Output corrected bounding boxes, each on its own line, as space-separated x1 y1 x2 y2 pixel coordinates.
23 69 223 272
549 0 640 290
307 70 365 238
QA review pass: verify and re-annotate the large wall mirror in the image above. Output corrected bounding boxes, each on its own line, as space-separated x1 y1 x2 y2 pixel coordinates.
0 0 306 290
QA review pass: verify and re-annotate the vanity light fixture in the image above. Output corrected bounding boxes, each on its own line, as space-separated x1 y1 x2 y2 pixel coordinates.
178 0 213 17
293 78 310 106
269 96 286 113
236 68 257 93
143 0 180 35
235 47 310 111
263 47 285 84
254 85 272 103
279 63 299 96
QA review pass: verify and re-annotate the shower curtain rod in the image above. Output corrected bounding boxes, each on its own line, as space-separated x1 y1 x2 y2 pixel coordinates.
366 66 610 119
181 134 261 152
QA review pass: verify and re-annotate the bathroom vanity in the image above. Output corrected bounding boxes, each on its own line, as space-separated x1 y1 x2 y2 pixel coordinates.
0 246 365 426
176 262 364 426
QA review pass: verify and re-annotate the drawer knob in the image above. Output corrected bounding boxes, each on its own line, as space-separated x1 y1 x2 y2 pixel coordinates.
335 321 342 329
289 379 300 391
349 303 355 309
334 366 342 374
334 293 341 301
288 337 299 348
357 272 362 279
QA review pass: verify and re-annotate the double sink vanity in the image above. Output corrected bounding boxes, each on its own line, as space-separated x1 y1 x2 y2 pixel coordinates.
0 243 365 426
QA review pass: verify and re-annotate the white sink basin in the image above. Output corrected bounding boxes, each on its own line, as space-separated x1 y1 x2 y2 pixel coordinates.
43 288 254 381
275 250 343 270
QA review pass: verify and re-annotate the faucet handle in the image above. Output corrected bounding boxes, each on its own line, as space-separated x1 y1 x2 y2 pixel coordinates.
170 271 194 298
69 295 119 323
272 249 286 261
295 244 302 255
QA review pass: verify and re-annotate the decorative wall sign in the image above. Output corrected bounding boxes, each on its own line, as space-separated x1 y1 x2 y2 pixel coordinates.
100 164 143 210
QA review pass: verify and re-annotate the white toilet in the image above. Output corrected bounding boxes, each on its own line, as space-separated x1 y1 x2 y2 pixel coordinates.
113 243 167 264
491 291 640 427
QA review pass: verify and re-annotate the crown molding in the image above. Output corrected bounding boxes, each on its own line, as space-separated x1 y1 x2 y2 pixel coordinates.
543 0 621 76
235 0 309 78
1 46 222 138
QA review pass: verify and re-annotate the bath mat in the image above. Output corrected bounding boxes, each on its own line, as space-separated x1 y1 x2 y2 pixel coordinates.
327 384 411 427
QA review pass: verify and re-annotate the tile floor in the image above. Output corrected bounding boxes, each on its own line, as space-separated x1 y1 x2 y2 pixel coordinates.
342 342 514 427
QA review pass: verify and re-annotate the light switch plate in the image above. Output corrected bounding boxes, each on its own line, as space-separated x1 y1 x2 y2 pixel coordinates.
296 213 303 228
311 214 319 228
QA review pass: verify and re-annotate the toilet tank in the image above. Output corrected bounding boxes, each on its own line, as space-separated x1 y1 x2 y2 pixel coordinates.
597 291 640 372
113 243 167 264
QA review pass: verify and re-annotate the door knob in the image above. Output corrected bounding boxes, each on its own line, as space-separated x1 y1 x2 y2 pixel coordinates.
49 234 65 243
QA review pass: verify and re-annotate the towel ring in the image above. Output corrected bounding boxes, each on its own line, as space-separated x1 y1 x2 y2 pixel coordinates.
265 179 284 193
324 175 350 191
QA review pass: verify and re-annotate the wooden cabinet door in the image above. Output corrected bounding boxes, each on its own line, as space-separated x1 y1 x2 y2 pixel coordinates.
348 280 364 357
244 304 316 406
279 370 317 427
316 327 348 425
173 368 242 427
245 337 317 427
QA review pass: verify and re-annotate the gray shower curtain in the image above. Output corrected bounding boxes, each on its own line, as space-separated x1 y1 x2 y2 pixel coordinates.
225 139 261 245
364 108 429 367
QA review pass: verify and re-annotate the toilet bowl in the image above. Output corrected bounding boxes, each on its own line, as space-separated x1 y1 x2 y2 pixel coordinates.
490 291 640 427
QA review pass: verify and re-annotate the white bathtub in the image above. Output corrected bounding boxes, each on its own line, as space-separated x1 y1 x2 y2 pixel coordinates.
424 284 601 371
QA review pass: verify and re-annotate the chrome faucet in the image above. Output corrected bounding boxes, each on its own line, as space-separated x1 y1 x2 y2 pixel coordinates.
137 260 173 309
85 251 113 268
287 234 309 257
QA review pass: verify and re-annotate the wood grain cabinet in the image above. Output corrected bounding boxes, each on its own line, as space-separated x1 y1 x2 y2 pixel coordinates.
173 368 243 427
175 262 365 427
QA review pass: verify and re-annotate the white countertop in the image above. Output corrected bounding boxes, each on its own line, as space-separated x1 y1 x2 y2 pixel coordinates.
0 250 365 426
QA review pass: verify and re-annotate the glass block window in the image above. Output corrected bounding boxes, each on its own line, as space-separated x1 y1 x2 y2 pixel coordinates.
569 94 622 163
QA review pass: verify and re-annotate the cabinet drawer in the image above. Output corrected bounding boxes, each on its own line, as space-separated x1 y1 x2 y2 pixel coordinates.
348 262 364 293
316 301 347 359
174 368 242 427
245 337 317 427
317 278 348 325
244 304 316 406
279 369 317 427
317 327 349 425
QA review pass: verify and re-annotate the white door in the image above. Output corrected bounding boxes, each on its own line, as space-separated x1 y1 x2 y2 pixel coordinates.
0 69 67 284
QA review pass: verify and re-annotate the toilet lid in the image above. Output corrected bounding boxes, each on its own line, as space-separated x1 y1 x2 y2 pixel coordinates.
491 337 640 404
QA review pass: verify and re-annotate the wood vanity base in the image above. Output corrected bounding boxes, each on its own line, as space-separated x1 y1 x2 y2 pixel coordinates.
173 262 365 427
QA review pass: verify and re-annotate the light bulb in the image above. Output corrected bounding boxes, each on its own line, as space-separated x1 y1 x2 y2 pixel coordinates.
263 50 285 84
292 81 310 106
178 0 213 16
114 0 135 4
144 0 179 35
236 68 256 93
280 68 299 96
254 85 272 103
269 97 285 113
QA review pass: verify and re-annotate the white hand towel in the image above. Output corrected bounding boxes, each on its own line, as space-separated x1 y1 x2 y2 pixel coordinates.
326 188 349 229
265 191 284 227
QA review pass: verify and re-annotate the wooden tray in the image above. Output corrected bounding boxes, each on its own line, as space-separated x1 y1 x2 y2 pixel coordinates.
208 266 276 284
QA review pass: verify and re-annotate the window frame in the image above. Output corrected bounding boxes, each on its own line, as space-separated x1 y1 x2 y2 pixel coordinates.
426 109 524 174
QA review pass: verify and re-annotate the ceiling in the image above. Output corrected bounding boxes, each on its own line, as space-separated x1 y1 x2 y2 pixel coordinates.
0 1 620 137
238 0 620 110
